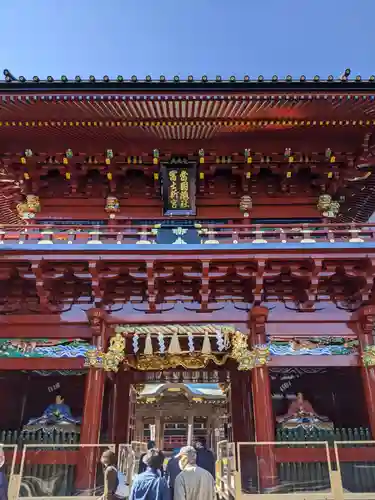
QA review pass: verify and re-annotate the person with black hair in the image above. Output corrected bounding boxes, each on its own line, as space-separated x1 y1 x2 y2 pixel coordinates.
27 393 81 427
165 448 181 500
138 441 165 476
194 437 215 478
130 449 169 500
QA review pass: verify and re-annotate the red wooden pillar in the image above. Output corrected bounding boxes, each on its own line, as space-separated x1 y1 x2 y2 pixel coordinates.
230 370 256 492
251 364 277 488
75 309 108 492
75 368 105 490
108 370 132 444
355 306 375 439
250 306 277 491
230 371 253 443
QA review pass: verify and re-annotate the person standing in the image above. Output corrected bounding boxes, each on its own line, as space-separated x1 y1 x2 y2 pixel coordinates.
100 450 119 500
139 441 165 476
0 446 8 500
194 437 216 478
174 446 215 500
165 449 181 500
130 449 170 500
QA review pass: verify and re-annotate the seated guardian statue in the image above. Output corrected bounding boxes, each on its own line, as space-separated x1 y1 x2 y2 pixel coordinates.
25 394 81 430
276 392 333 430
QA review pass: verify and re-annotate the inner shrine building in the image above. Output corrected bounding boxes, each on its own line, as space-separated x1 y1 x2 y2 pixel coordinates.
2 68 375 496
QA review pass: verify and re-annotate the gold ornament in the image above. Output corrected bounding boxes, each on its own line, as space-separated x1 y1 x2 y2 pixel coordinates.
85 324 236 372
16 195 41 220
85 333 125 372
26 195 41 213
362 345 375 367
153 149 159 165
317 194 332 212
16 202 34 219
105 196 120 214
230 331 270 371
126 353 229 371
317 195 340 218
327 201 340 218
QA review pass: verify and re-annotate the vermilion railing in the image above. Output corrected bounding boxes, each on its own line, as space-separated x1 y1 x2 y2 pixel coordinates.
0 222 374 245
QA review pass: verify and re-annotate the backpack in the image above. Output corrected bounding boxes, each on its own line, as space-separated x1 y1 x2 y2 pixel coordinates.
115 471 130 498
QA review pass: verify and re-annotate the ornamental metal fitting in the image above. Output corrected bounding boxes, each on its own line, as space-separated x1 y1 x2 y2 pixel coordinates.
85 333 125 372
230 331 270 371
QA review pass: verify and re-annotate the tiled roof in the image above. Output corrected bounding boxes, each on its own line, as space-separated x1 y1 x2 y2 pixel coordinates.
3 69 375 93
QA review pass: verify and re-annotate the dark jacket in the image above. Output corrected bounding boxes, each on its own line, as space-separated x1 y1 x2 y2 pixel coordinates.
130 469 170 500
165 456 181 488
196 448 216 478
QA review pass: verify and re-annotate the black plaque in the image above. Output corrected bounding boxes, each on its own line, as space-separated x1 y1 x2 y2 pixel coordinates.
161 161 196 216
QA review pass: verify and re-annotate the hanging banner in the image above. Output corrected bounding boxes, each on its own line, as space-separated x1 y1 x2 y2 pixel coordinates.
161 160 197 216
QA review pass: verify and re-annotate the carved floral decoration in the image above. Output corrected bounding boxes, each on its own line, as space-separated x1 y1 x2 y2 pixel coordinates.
84 324 270 372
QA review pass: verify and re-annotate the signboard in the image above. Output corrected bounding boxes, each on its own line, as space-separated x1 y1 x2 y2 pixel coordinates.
161 161 196 216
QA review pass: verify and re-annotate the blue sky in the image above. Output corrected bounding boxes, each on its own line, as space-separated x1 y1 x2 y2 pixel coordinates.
1 0 374 80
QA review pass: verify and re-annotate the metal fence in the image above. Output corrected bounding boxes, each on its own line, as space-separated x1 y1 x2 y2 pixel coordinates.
215 440 375 500
4 439 375 499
